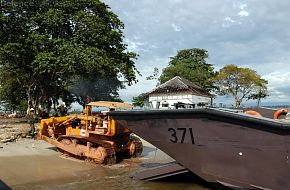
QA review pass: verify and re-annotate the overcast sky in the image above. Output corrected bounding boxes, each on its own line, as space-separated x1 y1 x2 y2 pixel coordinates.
103 0 290 106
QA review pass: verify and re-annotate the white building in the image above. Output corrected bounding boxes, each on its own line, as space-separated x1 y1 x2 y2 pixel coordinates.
145 76 212 109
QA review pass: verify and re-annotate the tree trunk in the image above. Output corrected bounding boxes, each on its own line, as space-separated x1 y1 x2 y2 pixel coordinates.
26 86 38 115
235 97 241 108
27 90 33 115
257 98 261 107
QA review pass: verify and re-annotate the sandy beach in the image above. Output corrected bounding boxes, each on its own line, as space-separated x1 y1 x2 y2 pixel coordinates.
0 138 209 190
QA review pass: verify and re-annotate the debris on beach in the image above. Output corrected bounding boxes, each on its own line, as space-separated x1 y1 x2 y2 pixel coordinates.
0 115 32 143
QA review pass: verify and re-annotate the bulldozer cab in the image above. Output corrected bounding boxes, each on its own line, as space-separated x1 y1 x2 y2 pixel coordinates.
80 101 133 136
86 101 133 113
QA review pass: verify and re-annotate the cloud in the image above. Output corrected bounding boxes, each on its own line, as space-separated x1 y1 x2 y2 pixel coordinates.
233 2 248 10
263 72 290 101
171 23 181 32
222 16 237 27
124 39 144 53
104 0 290 104
238 10 249 17
118 56 170 101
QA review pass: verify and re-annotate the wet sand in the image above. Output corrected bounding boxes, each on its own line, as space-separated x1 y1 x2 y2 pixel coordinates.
0 139 210 190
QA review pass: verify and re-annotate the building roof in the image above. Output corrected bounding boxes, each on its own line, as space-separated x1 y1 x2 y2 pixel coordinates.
87 101 133 109
147 76 212 97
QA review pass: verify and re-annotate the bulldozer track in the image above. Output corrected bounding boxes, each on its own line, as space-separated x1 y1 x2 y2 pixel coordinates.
56 136 117 165
130 135 143 157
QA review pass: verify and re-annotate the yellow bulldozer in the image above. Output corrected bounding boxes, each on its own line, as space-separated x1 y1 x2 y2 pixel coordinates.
38 101 143 164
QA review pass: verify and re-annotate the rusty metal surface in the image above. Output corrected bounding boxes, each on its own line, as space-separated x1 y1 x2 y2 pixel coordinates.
40 135 114 164
109 108 290 190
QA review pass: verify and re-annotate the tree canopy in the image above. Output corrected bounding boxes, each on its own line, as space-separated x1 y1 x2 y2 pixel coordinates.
132 93 147 108
158 48 216 91
0 0 137 114
214 64 268 108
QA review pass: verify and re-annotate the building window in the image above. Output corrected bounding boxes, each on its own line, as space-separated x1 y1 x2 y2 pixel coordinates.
161 101 169 108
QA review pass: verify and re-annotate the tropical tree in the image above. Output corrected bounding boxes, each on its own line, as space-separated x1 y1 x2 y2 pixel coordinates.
146 67 159 80
247 79 268 107
158 48 216 91
0 0 137 115
214 64 268 108
132 93 147 108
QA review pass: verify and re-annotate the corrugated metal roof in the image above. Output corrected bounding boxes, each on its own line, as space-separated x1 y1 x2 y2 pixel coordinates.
147 76 211 97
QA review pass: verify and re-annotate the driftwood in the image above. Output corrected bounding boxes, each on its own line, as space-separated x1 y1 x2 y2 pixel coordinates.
1 137 15 143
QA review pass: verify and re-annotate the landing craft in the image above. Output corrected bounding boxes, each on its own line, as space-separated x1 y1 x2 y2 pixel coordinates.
109 108 290 190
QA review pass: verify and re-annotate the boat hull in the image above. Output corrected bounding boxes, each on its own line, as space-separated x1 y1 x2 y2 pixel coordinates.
109 109 290 190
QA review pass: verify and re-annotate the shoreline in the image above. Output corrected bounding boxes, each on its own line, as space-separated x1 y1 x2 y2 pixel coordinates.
0 138 175 189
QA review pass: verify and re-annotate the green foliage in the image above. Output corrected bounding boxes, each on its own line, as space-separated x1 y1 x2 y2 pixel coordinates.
0 0 137 114
146 67 159 80
214 64 268 108
159 48 216 91
247 79 269 107
132 93 147 108
0 69 27 113
70 76 124 107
